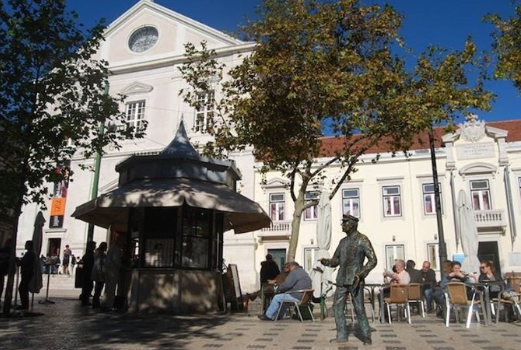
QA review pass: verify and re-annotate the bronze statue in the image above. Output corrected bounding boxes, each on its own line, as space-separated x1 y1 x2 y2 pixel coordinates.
319 214 377 345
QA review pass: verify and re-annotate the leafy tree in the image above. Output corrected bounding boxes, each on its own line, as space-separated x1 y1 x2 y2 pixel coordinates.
488 1 521 91
180 0 492 261
0 0 144 316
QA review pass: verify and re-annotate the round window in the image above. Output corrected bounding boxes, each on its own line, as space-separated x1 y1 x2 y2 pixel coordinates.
128 26 159 53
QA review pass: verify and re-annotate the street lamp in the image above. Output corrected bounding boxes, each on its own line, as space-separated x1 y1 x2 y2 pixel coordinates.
428 127 448 268
86 84 114 243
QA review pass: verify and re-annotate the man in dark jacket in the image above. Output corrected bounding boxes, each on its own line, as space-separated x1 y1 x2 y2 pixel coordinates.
420 261 437 312
258 261 311 321
406 260 422 283
320 214 377 345
0 238 12 306
81 241 96 306
259 254 281 311
18 240 35 310
260 254 280 284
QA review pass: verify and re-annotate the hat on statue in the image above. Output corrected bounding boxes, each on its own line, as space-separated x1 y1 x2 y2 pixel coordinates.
342 214 359 222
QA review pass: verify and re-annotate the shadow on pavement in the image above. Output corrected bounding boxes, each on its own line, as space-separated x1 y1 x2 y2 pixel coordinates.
1 298 230 350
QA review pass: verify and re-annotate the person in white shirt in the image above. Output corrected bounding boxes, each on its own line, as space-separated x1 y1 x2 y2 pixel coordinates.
379 259 410 319
384 259 411 285
101 235 123 311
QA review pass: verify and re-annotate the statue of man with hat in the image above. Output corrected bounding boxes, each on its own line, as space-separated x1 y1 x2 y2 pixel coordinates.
319 214 377 345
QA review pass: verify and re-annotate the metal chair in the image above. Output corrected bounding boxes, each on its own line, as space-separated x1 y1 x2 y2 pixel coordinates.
407 283 425 317
507 277 520 293
344 288 376 323
445 282 481 328
275 289 315 322
383 284 411 324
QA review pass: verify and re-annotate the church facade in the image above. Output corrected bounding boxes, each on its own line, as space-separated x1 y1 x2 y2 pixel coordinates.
14 0 521 293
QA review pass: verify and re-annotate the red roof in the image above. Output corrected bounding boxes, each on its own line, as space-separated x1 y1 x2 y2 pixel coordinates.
318 119 521 157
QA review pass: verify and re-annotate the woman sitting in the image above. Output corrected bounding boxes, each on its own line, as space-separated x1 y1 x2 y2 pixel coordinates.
478 260 503 299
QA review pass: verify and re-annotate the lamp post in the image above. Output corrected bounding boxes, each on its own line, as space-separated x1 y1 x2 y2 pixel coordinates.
87 83 110 243
86 124 104 243
429 127 448 267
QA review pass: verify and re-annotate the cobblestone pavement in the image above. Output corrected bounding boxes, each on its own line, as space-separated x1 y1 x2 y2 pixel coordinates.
1 294 521 350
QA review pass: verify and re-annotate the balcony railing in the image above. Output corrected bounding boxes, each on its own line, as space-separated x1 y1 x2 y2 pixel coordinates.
258 220 292 240
473 209 506 229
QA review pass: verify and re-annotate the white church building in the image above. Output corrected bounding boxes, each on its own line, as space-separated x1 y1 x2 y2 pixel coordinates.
14 0 521 293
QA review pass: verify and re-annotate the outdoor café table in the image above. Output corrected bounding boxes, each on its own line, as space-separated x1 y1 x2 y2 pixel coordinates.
365 282 389 323
471 280 505 326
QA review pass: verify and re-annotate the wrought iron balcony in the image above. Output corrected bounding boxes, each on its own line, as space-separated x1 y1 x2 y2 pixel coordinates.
473 209 507 230
257 220 291 240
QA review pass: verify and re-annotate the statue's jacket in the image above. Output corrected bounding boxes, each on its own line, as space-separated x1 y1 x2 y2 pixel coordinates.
329 231 377 286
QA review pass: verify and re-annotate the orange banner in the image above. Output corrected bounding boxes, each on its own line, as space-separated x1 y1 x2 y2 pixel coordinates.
50 197 67 216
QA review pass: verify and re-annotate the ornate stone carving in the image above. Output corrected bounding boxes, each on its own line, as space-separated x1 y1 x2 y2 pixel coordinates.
459 114 486 143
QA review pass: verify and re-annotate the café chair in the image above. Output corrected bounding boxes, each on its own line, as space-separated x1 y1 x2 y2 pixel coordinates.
507 276 520 293
345 288 376 323
445 282 481 328
275 289 315 322
491 295 520 322
407 283 425 317
383 284 411 324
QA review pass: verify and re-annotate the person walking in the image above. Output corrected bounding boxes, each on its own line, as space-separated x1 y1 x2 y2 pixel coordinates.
17 241 36 311
319 214 377 345
70 254 76 275
80 241 96 306
101 235 124 311
0 238 12 309
91 242 107 309
62 245 72 275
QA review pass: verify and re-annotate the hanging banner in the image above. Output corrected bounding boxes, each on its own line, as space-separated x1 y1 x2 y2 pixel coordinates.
49 164 70 228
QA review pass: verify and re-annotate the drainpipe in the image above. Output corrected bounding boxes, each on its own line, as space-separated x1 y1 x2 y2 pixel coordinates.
504 166 517 248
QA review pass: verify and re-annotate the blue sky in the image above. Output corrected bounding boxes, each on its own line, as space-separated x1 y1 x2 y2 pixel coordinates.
67 0 521 123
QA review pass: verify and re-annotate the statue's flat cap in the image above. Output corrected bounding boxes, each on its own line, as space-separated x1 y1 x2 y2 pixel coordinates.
342 214 359 222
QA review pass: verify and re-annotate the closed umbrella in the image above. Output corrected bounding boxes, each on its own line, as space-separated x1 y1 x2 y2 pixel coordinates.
310 191 334 319
29 211 45 295
457 190 480 274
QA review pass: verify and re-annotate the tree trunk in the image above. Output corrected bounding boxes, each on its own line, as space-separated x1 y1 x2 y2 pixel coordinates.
287 195 305 262
2 165 27 316
2 198 23 316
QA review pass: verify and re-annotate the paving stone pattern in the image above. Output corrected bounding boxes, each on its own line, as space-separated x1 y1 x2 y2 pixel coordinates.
1 296 521 350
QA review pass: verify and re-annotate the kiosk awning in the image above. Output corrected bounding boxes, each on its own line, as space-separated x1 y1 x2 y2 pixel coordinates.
72 178 271 233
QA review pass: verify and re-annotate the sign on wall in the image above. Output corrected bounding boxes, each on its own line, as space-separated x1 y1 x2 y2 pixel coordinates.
49 165 70 228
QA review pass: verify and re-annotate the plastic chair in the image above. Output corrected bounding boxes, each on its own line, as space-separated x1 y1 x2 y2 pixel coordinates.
445 282 481 328
407 283 425 317
383 284 411 324
275 289 315 322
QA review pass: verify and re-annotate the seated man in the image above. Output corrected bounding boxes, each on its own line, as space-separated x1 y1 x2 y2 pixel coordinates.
384 259 411 286
406 260 422 283
379 259 410 315
432 259 453 317
261 263 291 312
420 261 437 313
258 261 312 321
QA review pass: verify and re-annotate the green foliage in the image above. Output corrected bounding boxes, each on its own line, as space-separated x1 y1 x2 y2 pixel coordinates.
0 0 145 212
487 1 521 91
179 0 492 260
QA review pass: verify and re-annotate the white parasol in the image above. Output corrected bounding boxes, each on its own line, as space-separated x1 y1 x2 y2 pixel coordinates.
457 190 481 274
310 191 334 299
